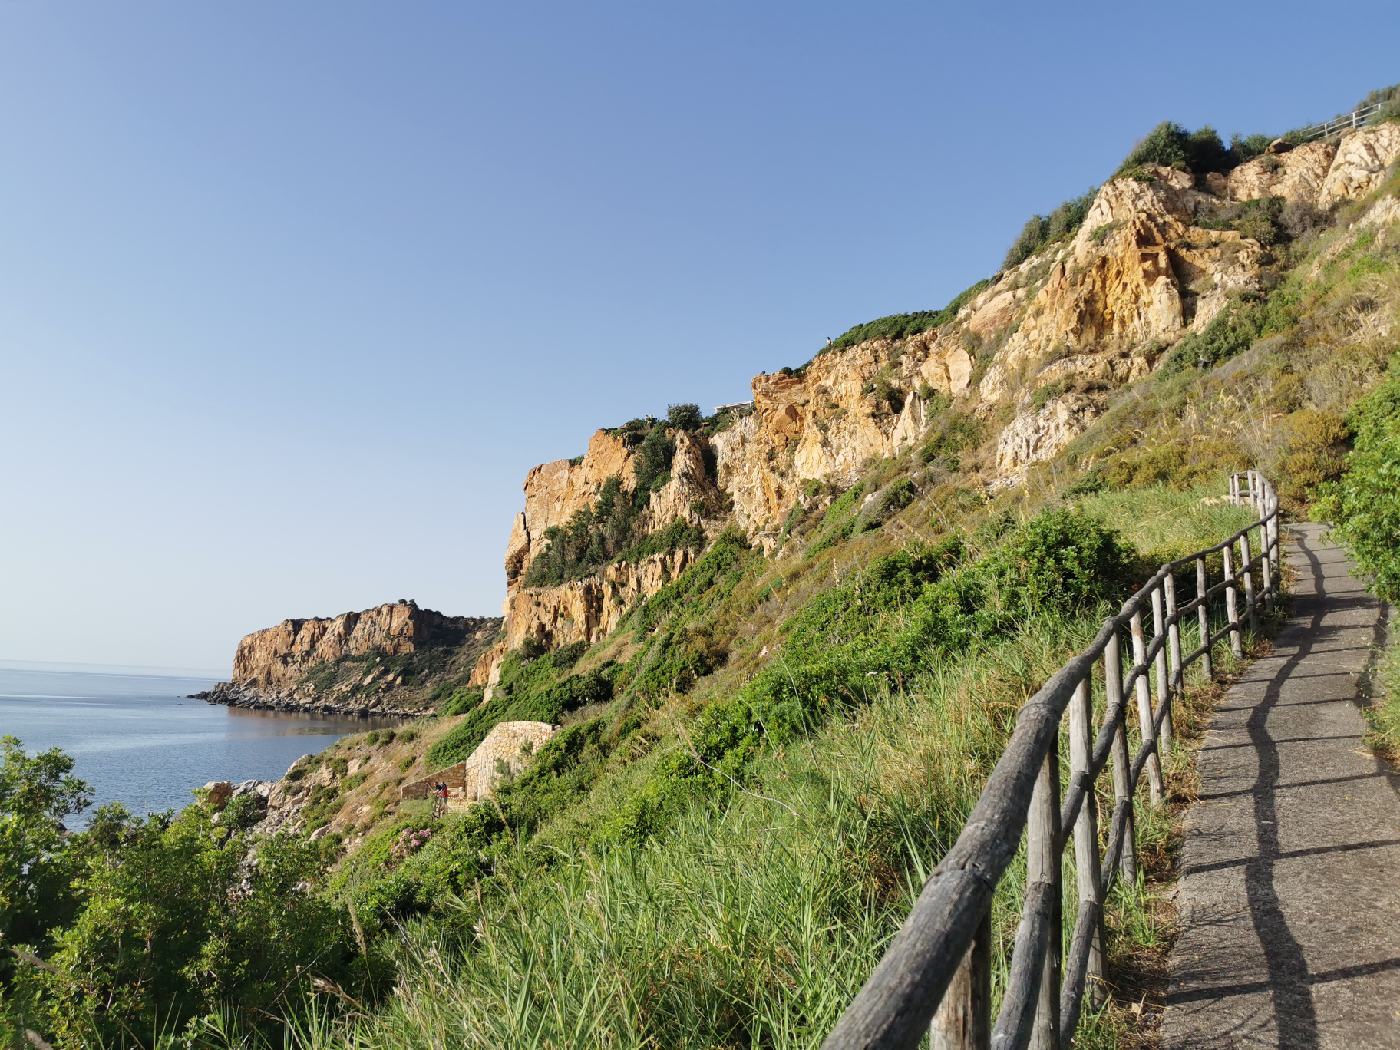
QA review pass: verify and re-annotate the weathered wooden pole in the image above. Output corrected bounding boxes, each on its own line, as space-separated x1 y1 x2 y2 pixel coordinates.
1223 543 1243 658
1067 677 1105 1011
1104 634 1137 885
1027 747 1062 1050
1129 609 1164 804
1239 532 1257 634
1151 583 1173 753
931 908 991 1050
1196 555 1213 679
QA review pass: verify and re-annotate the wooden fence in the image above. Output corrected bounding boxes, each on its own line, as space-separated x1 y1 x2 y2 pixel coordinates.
823 471 1280 1050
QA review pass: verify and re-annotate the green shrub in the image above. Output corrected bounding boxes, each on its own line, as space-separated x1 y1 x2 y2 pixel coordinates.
440 686 484 716
628 510 1130 834
1116 121 1263 177
854 478 918 533
1160 287 1300 374
1315 356 1400 598
629 529 753 635
1230 132 1273 163
21 806 362 1045
0 738 90 957
1002 189 1097 269
1274 408 1349 506
666 403 703 430
824 279 991 354
919 409 984 470
425 646 612 769
1198 195 1287 245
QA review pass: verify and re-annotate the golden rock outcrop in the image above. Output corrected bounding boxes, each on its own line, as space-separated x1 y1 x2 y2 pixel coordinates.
232 602 466 691
484 124 1400 664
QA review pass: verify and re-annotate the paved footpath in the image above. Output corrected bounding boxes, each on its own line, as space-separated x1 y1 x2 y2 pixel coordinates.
1164 522 1400 1049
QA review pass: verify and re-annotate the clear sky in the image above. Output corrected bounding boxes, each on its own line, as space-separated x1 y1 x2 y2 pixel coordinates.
1 1 1394 673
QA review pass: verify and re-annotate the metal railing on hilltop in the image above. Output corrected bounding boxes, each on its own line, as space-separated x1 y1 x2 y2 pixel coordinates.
824 472 1280 1050
1294 101 1388 143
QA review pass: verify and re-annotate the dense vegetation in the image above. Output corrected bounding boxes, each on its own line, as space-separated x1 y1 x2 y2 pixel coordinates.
1315 354 1400 758
0 739 371 1044
1316 355 1400 599
1118 122 1243 177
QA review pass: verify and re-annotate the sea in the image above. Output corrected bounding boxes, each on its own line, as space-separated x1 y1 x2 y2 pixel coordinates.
0 661 394 823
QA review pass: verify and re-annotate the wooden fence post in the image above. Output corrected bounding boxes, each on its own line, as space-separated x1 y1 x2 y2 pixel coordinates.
1027 748 1062 1050
1196 555 1213 680
1259 516 1273 611
1239 532 1257 634
1067 677 1104 1012
1151 583 1173 753
1104 634 1137 886
1130 609 1164 805
1224 543 1243 658
931 908 991 1050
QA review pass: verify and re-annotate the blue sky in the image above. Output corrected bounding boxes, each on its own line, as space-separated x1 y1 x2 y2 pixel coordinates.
1 1 1394 671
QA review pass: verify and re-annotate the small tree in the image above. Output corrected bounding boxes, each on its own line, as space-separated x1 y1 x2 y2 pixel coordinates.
666 403 703 431
0 737 90 954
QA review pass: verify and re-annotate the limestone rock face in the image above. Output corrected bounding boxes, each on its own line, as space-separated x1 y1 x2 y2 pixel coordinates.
1224 124 1400 209
231 602 470 691
501 548 695 653
712 330 973 542
995 394 1100 480
1318 123 1400 207
505 429 635 588
985 168 1262 393
1227 140 1339 205
475 421 726 688
482 124 1400 670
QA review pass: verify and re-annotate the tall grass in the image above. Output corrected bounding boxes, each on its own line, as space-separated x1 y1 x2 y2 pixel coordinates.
202 487 1262 1049
286 488 1260 1047
281 615 1091 1048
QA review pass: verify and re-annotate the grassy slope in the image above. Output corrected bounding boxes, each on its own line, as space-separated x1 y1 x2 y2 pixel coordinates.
276 490 1252 1050
254 165 1400 1049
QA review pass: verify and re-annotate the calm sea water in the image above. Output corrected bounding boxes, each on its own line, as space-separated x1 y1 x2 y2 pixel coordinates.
0 663 391 821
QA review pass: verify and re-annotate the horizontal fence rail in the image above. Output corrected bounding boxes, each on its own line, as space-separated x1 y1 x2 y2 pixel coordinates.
824 472 1280 1050
1295 101 1387 143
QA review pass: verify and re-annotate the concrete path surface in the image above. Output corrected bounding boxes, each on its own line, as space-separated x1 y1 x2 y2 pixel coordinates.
1163 522 1399 1049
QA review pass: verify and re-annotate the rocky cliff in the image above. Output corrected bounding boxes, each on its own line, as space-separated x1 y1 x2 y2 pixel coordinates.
477 124 1400 680
202 601 501 716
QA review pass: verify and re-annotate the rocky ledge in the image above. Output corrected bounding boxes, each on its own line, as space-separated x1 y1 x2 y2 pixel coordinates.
192 681 419 719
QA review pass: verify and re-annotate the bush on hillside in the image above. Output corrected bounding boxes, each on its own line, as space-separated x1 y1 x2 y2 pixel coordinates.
1230 132 1274 163
427 645 613 768
618 510 1133 842
1117 121 1266 178
824 279 991 354
1314 357 1400 598
1198 196 1288 246
666 403 703 431
17 802 363 1045
0 738 89 958
1002 189 1098 270
1160 287 1300 375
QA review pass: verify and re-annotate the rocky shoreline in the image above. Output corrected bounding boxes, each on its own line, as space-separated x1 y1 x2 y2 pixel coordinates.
192 681 418 720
